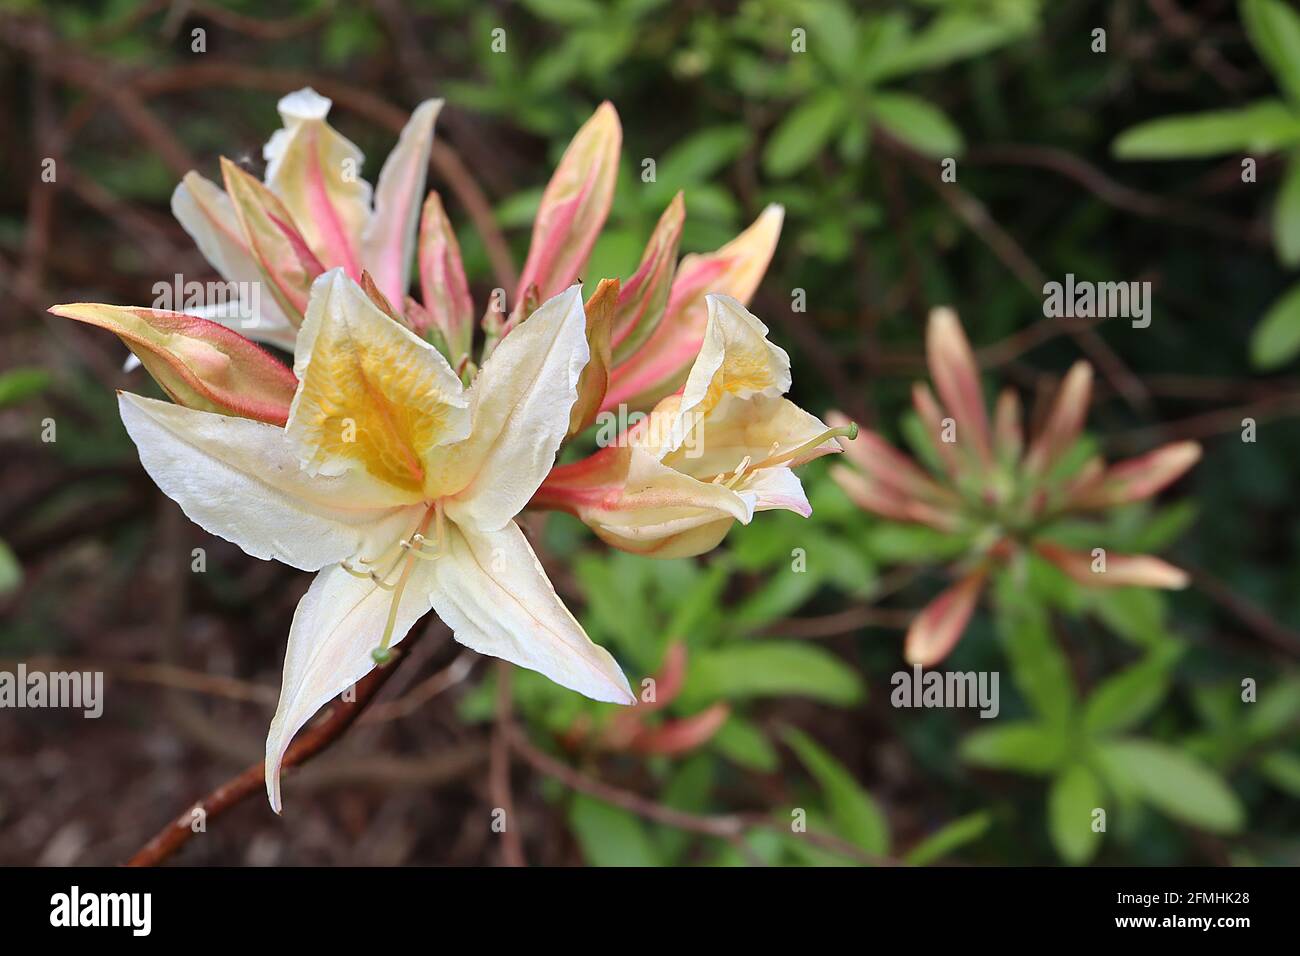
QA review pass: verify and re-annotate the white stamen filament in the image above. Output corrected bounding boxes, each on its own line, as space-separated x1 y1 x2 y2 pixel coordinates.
372 501 443 664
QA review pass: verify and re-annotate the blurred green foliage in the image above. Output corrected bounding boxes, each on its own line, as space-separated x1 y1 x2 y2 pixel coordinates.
1114 0 1300 369
3 0 1298 866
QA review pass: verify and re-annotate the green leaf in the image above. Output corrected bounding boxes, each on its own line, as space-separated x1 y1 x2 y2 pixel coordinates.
1243 675 1300 740
568 794 661 866
711 715 779 772
654 756 714 863
993 577 1075 726
762 90 847 177
1274 153 1300 267
0 540 20 596
645 125 751 206
1251 281 1300 370
494 187 544 228
802 0 860 80
520 0 602 23
1125 500 1199 554
1048 764 1105 864
731 567 821 629
868 12 1033 82
867 522 967 562
0 368 50 407
783 727 889 855
871 93 964 157
1257 751 1300 796
1088 587 1174 649
816 535 877 595
903 811 991 866
1112 100 1300 159
663 563 728 645
1083 654 1176 737
684 642 865 706
1098 740 1245 833
1242 0 1300 107
960 721 1068 775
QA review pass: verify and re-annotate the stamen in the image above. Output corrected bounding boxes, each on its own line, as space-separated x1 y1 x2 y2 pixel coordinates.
372 503 439 665
356 538 407 572
750 422 858 472
400 533 440 556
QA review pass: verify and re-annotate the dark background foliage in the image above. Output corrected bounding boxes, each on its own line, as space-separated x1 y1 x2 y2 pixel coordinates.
0 0 1296 865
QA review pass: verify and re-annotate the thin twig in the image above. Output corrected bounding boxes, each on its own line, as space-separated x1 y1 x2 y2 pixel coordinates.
965 144 1265 244
1189 567 1300 660
878 130 1154 415
764 606 916 639
506 724 898 866
360 651 475 723
126 640 420 867
0 656 276 705
1104 391 1300 453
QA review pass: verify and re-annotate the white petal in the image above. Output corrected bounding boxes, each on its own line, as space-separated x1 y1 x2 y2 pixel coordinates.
277 88 332 124
265 561 433 811
170 174 293 338
429 520 634 705
361 99 443 306
120 392 422 570
745 466 812 517
442 286 589 531
674 294 791 442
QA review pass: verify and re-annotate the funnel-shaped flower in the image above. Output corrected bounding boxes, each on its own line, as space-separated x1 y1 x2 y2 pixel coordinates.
533 295 853 558
53 92 818 812
831 307 1200 667
103 271 633 810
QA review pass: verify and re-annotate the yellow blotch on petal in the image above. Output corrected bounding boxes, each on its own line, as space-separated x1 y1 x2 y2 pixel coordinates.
288 271 469 495
683 295 790 417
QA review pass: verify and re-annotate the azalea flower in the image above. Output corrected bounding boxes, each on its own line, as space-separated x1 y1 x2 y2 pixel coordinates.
829 307 1200 667
65 272 634 810
49 89 824 809
533 294 855 558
